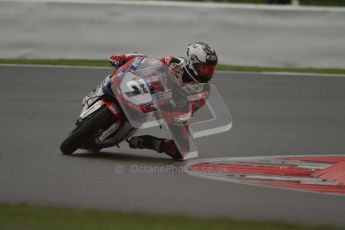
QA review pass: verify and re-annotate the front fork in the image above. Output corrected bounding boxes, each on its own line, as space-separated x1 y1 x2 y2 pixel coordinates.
79 99 124 143
79 99 122 120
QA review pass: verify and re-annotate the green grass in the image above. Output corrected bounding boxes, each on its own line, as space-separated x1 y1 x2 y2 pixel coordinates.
174 0 267 3
165 0 345 6
300 0 345 6
1 58 345 75
0 203 343 230
0 59 109 67
217 64 345 75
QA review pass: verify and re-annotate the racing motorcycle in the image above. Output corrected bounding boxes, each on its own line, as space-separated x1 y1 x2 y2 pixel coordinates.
60 57 210 159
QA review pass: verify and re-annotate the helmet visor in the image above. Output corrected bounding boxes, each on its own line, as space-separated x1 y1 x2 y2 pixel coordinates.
198 64 216 81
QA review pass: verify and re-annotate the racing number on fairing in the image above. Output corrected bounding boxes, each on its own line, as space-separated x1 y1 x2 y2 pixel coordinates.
121 72 153 105
125 82 142 97
125 80 149 97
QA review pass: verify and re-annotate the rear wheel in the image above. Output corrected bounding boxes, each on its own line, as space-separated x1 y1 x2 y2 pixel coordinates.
60 107 115 155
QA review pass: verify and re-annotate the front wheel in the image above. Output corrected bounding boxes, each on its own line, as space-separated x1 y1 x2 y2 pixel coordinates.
60 107 115 155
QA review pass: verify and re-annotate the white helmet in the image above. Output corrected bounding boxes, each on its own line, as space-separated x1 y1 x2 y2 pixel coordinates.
184 42 218 83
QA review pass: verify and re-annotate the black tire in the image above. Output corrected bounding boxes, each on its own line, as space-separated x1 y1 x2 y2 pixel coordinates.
60 107 115 155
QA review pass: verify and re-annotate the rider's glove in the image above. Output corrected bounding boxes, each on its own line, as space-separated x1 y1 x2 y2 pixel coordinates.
108 55 125 68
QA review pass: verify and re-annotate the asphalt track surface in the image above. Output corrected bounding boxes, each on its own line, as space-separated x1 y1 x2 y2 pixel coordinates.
1 65 345 226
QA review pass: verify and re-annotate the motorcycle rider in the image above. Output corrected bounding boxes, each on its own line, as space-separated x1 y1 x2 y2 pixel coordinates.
82 42 218 159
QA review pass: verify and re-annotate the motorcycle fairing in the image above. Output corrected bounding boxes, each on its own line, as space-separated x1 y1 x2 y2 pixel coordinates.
109 57 232 160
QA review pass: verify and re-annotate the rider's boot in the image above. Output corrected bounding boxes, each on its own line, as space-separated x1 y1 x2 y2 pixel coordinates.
128 135 183 160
